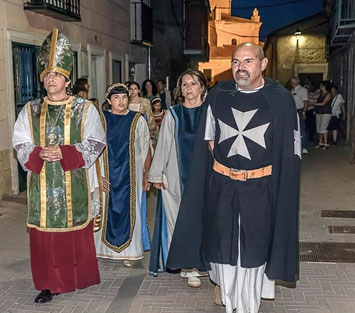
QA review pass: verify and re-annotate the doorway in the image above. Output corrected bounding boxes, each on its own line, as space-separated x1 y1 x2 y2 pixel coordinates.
12 42 44 192
298 73 324 90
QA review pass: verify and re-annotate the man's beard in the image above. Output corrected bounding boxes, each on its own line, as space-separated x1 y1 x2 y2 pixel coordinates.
235 70 250 87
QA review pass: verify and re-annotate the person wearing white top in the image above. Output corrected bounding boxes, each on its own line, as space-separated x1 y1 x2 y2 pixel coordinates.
328 85 345 145
290 77 309 154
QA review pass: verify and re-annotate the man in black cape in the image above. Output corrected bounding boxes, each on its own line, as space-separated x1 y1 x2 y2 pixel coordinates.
167 43 300 313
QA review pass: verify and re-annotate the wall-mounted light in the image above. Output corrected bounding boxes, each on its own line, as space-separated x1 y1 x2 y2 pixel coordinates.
294 28 302 47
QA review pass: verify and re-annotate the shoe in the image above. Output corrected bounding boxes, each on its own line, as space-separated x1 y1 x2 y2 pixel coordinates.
302 148 308 154
187 276 201 288
322 144 330 150
214 285 222 306
123 260 134 267
180 270 207 278
34 289 53 303
315 143 324 149
332 142 337 146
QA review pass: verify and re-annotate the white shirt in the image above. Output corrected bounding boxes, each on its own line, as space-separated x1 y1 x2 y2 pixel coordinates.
331 93 345 117
291 85 308 110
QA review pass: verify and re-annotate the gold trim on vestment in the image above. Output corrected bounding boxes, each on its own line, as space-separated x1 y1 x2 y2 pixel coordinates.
82 102 92 230
26 97 93 232
39 101 48 228
49 28 58 69
64 101 73 228
40 67 71 82
44 96 75 106
93 109 108 232
101 112 140 253
26 102 34 143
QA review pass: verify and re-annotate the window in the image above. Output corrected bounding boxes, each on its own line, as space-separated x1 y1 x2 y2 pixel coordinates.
112 60 122 83
232 38 237 45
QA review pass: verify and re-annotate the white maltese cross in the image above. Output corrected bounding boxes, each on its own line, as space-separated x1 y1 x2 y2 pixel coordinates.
218 108 270 160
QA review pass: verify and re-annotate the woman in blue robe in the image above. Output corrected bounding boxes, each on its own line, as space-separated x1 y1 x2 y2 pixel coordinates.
148 70 208 287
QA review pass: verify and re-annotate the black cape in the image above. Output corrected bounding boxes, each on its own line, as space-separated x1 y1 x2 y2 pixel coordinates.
166 78 300 283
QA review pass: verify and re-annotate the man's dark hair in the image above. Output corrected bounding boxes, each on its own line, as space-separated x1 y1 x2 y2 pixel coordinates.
107 85 129 99
157 79 165 85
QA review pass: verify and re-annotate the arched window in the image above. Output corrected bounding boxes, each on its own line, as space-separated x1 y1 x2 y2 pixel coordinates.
232 38 237 45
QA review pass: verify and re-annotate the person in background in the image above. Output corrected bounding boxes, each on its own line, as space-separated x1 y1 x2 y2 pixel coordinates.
172 86 181 106
290 77 309 154
94 83 151 267
151 96 166 131
148 69 208 288
142 79 158 102
150 96 166 148
304 83 319 143
73 77 90 99
157 79 172 110
176 95 184 105
328 85 346 146
313 81 333 150
12 29 104 304
128 81 157 134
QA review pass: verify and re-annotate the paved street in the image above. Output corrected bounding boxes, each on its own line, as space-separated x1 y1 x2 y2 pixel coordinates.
1 145 355 313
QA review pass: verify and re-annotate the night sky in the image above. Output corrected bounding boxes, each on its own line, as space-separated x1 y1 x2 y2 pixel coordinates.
231 0 324 40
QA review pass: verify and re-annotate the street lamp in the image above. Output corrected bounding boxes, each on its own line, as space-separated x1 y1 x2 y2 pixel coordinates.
294 28 302 47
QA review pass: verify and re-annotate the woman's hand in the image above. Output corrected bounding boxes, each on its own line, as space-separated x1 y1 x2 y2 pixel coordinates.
153 182 166 190
143 173 151 191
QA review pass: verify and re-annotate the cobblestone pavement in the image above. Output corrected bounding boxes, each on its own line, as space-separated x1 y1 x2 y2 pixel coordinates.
1 145 355 313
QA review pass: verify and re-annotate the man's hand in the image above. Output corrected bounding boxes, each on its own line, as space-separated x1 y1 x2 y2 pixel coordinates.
153 182 166 190
39 146 63 162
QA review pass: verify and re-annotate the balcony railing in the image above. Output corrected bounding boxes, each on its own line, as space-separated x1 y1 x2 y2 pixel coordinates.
330 0 355 47
130 0 153 47
24 0 81 22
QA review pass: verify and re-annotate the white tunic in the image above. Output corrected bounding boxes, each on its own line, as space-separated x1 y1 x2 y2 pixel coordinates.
94 115 150 260
148 110 181 248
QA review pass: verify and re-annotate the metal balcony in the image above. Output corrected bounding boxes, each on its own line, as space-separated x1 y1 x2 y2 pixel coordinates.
130 0 153 47
24 0 81 22
330 0 355 47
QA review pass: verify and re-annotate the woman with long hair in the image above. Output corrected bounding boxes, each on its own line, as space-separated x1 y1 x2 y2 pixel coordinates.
142 79 158 101
128 81 157 133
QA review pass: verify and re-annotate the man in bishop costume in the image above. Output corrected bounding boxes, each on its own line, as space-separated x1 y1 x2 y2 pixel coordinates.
167 43 301 313
94 83 151 267
12 29 105 303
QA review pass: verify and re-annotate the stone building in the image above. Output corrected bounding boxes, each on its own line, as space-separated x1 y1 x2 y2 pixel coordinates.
198 0 262 85
264 12 329 87
0 0 151 199
326 0 355 148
